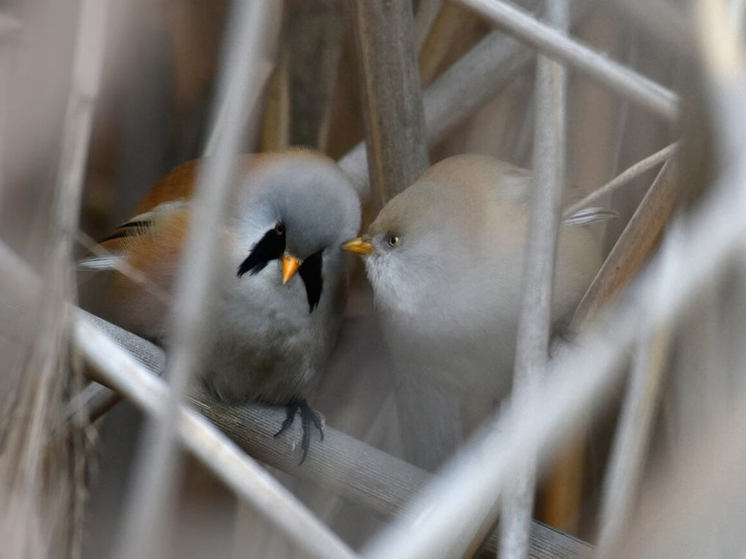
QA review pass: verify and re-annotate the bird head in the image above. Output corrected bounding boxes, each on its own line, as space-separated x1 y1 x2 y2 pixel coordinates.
343 155 533 316
343 170 480 315
234 152 360 312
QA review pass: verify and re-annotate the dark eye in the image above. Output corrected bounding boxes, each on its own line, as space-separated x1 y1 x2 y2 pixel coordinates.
274 222 285 235
387 235 400 248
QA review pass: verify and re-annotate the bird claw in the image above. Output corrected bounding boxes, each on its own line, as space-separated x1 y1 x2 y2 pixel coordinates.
274 398 324 464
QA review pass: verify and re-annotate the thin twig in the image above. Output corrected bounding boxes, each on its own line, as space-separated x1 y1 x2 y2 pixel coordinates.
597 324 671 550
64 311 168 423
457 0 678 120
114 4 279 558
500 3 568 558
571 159 679 327
74 314 357 559
563 142 678 218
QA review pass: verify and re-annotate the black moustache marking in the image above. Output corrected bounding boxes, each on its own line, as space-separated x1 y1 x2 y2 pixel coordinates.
299 249 323 312
237 227 286 277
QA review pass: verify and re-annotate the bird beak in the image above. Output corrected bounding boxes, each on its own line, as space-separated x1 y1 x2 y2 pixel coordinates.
282 253 301 284
342 237 374 255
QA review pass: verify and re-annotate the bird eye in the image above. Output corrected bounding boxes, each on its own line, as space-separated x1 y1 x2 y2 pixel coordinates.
274 222 285 235
387 235 400 248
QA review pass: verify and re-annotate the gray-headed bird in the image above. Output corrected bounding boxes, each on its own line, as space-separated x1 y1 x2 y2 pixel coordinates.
82 150 361 461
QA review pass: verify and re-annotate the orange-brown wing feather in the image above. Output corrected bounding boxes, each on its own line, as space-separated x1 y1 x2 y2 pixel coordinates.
133 159 202 215
93 159 201 254
107 208 190 339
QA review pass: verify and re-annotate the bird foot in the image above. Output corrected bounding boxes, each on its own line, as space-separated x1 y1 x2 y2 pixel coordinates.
274 398 324 464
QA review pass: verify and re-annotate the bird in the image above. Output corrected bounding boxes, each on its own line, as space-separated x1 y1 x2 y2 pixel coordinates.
343 154 604 468
81 149 361 461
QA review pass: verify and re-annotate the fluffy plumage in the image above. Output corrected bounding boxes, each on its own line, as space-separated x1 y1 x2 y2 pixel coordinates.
361 155 598 396
85 150 361 409
345 154 602 466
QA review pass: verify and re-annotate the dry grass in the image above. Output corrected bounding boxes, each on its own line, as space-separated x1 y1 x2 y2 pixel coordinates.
2 1 745 558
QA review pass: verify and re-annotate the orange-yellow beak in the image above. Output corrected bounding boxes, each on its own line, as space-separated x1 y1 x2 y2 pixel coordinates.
282 253 301 284
342 237 374 255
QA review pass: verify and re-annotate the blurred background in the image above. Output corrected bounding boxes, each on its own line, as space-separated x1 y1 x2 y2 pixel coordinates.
2 0 745 558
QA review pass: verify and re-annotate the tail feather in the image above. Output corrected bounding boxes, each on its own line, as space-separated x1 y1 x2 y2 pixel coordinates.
563 206 618 226
77 255 122 271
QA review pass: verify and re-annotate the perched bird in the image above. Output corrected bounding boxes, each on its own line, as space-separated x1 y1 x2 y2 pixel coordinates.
82 150 361 460
343 154 604 468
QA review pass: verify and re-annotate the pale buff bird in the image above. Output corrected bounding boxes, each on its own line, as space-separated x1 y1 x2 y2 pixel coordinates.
83 150 361 460
343 154 604 467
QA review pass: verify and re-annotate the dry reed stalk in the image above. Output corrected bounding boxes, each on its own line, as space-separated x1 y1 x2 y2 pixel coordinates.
0 228 594 558
339 2 594 199
286 0 343 149
350 0 429 206
597 323 671 551
457 0 678 120
75 315 357 559
605 378 746 558
563 143 678 218
0 2 109 558
112 4 280 558
500 3 569 558
597 0 743 552
83 316 590 557
351 0 463 473
66 307 589 557
541 143 677 535
571 159 679 327
542 155 679 542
